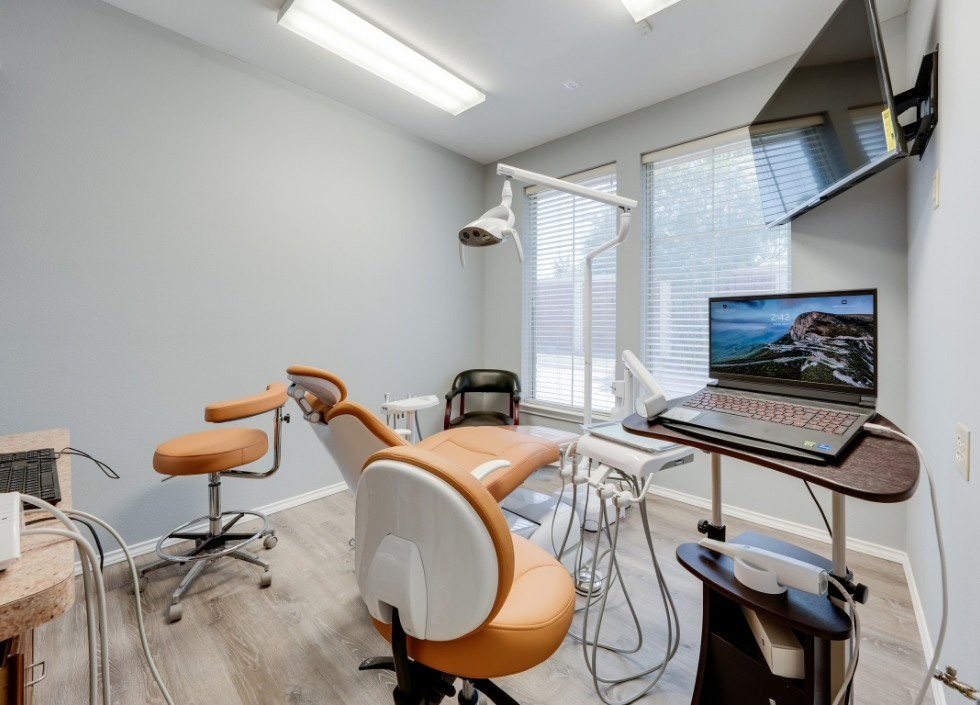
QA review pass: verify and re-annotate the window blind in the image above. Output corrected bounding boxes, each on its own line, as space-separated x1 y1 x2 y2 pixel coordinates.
642 129 791 397
523 165 618 413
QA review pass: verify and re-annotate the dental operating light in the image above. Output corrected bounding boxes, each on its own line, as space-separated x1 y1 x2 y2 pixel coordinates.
618 0 684 22
458 180 522 267
277 0 486 116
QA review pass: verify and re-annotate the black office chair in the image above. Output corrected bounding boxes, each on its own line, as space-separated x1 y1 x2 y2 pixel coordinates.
444 369 521 429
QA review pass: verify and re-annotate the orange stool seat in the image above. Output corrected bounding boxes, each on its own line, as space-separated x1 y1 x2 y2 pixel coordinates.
153 428 268 476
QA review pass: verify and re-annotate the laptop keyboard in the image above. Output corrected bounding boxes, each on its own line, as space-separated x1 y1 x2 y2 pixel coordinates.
683 390 861 435
0 448 62 505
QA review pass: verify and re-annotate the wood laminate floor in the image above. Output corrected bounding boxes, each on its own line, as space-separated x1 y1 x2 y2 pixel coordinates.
34 473 933 704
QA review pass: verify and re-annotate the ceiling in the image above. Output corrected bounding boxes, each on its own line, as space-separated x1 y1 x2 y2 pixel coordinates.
102 0 910 163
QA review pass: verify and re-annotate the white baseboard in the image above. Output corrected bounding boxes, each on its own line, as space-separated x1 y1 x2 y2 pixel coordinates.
646 483 946 705
74 481 347 574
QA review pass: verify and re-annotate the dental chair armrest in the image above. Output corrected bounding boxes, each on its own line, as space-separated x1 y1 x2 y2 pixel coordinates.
205 383 288 422
470 459 512 481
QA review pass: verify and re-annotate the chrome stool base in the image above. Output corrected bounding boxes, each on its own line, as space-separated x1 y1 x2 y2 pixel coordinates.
138 473 276 622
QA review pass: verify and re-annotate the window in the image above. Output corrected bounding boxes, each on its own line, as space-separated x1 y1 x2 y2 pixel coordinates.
523 165 618 413
642 129 791 397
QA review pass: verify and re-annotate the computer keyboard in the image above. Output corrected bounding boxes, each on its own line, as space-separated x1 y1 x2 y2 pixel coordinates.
0 448 62 506
683 391 861 435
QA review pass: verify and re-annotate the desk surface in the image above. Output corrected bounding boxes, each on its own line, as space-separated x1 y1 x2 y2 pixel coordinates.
0 429 74 641
623 412 919 503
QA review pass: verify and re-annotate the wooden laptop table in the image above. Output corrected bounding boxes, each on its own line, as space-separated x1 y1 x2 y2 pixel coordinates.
622 410 920 703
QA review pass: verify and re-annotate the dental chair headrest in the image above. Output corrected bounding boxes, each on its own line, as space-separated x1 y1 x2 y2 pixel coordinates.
286 365 348 412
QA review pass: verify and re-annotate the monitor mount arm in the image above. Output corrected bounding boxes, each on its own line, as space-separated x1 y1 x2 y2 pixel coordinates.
895 48 939 158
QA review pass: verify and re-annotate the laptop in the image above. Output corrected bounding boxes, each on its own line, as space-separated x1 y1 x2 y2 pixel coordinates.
659 289 878 463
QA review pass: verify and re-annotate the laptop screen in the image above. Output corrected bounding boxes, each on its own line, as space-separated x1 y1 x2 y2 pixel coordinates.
708 290 877 396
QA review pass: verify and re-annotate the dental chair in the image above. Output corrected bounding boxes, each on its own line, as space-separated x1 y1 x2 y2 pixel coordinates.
355 445 575 705
286 366 583 566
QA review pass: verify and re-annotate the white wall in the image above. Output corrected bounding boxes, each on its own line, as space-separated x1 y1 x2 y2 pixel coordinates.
905 0 980 687
480 17 911 550
0 0 484 543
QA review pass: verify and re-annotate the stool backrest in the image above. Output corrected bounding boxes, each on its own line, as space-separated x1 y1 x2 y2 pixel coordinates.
356 446 513 641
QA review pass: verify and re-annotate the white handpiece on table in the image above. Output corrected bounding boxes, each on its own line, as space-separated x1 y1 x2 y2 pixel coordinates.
699 538 829 596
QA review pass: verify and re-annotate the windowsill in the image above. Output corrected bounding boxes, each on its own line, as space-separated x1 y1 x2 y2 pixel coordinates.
521 401 612 425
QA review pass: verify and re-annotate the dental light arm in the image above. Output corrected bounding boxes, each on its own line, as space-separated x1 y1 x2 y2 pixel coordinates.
622 350 667 420
477 163 638 425
457 163 636 423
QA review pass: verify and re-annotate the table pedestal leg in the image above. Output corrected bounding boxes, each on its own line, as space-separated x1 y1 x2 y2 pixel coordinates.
699 453 727 541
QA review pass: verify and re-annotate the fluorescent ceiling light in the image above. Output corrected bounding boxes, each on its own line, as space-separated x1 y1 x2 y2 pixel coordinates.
278 0 485 116
619 0 684 22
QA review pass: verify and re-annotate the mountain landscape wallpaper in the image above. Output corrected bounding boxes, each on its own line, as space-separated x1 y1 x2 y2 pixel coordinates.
710 294 876 389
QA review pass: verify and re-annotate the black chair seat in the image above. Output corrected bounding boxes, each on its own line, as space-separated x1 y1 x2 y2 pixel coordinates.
447 411 515 428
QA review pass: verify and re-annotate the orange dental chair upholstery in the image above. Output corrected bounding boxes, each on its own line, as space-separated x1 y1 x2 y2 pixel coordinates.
355 445 575 705
285 366 581 564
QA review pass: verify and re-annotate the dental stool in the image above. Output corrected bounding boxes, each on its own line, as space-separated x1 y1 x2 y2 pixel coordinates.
356 446 575 705
139 383 289 623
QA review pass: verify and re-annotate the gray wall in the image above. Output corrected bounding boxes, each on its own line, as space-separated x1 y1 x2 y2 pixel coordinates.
480 17 910 550
905 0 980 685
0 0 484 543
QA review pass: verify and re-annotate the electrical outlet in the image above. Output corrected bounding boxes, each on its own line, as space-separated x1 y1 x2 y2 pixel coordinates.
954 423 971 480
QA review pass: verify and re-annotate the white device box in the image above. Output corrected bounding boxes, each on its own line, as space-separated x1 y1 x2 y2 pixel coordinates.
741 605 804 679
0 493 22 571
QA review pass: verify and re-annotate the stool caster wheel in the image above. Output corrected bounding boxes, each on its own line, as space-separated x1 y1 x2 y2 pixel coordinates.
260 571 272 588
263 534 278 550
166 603 183 624
458 687 480 705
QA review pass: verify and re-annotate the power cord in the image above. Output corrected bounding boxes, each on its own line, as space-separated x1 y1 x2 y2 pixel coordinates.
19 495 176 705
827 573 860 705
56 447 120 479
863 423 948 705
803 480 833 538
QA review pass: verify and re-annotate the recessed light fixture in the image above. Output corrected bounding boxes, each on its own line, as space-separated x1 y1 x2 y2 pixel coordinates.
278 0 485 116
618 0 684 23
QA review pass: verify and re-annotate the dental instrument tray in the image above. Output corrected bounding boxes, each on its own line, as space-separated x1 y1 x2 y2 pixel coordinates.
585 419 679 453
